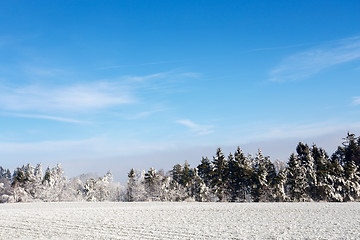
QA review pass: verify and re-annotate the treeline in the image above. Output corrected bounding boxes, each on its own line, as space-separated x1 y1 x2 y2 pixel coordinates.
0 165 123 203
126 133 360 202
1 133 360 203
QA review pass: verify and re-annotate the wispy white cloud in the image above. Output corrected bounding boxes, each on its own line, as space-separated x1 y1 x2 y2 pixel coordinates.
269 36 360 82
4 113 91 124
180 72 201 78
245 121 360 142
126 72 169 82
0 137 178 162
248 41 321 53
177 119 214 136
0 70 201 126
352 96 360 106
24 66 67 77
124 70 200 83
121 70 201 95
0 82 133 113
97 61 168 70
123 108 166 120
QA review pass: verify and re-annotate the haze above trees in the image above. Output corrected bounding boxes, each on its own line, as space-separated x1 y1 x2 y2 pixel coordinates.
1 133 360 203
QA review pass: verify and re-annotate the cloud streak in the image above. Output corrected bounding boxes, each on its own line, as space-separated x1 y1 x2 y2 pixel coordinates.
126 72 169 82
247 121 360 143
4 113 91 124
0 82 133 113
269 36 360 82
353 96 360 106
97 61 168 70
177 119 214 136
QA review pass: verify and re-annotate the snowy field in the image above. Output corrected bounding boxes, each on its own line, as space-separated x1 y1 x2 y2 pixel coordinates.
0 202 359 239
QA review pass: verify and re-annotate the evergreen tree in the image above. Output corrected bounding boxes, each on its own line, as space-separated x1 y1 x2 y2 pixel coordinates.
251 149 276 202
189 168 211 202
211 148 229 201
234 147 252 202
144 168 162 201
41 164 66 201
286 153 308 201
181 161 194 187
343 161 360 201
197 157 213 187
296 143 317 199
127 168 136 202
273 168 287 202
171 164 183 185
226 152 238 201
328 153 345 202
342 132 360 167
125 169 147 201
311 145 332 201
0 167 11 180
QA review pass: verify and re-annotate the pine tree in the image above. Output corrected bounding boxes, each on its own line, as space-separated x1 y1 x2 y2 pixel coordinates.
343 133 360 167
234 147 252 202
343 161 360 201
144 168 162 201
211 148 229 201
311 145 332 201
296 143 317 200
197 157 213 187
286 153 308 201
189 168 210 202
328 154 345 201
181 161 194 187
273 167 287 202
125 169 147 201
41 164 66 201
250 149 276 202
227 152 237 201
11 167 27 202
127 168 136 202
0 167 12 203
171 164 183 185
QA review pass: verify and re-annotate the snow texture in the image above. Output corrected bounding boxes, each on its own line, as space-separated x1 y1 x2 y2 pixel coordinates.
0 202 359 239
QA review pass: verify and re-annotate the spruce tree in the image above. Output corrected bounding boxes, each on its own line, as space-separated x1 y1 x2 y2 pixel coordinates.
211 148 229 201
286 153 308 201
197 157 213 187
227 152 237 201
311 145 332 201
296 143 317 200
234 147 252 202
127 168 136 202
251 149 276 202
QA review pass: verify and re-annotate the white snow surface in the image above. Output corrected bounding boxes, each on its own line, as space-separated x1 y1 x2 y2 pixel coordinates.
0 202 359 239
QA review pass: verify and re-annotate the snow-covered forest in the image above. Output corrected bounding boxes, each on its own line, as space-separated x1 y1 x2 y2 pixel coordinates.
1 133 360 203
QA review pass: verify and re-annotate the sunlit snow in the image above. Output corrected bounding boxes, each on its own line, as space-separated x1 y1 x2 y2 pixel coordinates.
0 202 359 239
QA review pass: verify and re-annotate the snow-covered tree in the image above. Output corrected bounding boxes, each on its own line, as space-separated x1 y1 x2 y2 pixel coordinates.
232 147 252 202
82 171 120 202
296 143 317 199
197 157 213 187
144 168 163 201
189 168 211 202
286 153 308 201
126 168 136 202
211 148 229 201
343 161 360 201
250 149 276 202
41 164 67 201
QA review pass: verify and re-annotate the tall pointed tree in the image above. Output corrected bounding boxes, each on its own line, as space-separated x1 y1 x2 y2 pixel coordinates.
296 143 317 199
211 148 229 201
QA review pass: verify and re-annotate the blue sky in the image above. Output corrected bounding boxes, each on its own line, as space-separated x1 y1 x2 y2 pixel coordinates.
1 1 360 181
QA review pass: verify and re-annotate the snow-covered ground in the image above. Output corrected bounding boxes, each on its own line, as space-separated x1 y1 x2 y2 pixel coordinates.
0 202 359 239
